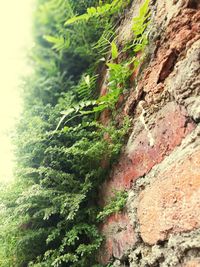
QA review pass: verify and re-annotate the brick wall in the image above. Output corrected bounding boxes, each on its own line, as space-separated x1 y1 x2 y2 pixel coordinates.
98 0 200 266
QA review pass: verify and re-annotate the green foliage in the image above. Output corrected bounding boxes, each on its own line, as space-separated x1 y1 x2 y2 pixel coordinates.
56 100 97 130
76 74 98 100
57 0 151 124
0 0 151 266
94 0 151 112
43 34 70 51
97 190 128 221
92 22 115 56
65 0 130 25
91 59 131 112
124 0 151 54
132 0 151 36
111 41 118 60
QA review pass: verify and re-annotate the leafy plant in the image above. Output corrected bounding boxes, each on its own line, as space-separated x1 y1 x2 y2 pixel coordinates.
92 22 116 56
124 0 151 54
43 34 70 51
97 190 128 221
111 40 118 60
0 0 151 266
58 0 151 124
76 73 98 100
65 0 130 25
55 100 97 130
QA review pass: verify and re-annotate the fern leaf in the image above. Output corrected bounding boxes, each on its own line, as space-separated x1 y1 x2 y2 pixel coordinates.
111 41 118 60
65 0 129 25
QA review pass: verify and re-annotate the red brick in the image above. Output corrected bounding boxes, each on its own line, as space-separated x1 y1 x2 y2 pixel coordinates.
140 9 200 95
137 150 200 245
98 213 136 264
100 103 195 204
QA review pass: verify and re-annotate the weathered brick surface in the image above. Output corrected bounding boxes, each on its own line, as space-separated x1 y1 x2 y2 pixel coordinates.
165 39 200 122
182 259 200 267
138 150 200 245
100 102 195 203
98 213 136 264
135 9 200 100
98 0 200 265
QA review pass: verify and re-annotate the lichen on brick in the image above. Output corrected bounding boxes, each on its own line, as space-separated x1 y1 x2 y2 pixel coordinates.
129 229 200 267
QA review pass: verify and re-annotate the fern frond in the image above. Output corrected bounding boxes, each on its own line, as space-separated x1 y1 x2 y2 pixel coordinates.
56 100 97 130
65 0 130 25
76 74 98 100
92 24 115 56
43 33 70 51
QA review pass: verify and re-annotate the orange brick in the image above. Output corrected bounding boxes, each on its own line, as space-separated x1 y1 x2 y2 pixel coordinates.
138 150 200 244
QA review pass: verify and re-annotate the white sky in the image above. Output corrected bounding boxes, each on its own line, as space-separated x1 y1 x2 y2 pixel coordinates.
0 0 33 182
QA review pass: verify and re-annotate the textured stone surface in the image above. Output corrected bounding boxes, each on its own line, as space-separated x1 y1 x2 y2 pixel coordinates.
138 150 200 245
137 9 200 102
154 0 198 28
129 228 200 267
98 0 200 265
182 259 200 267
98 213 136 264
117 0 145 46
100 102 195 203
165 40 200 122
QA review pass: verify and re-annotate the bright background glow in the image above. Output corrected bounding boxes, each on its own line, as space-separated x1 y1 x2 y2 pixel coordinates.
0 0 33 182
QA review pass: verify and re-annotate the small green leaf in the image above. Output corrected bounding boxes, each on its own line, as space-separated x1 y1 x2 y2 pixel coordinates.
139 0 150 17
106 63 121 71
43 35 60 44
64 14 89 25
87 7 97 16
111 41 118 60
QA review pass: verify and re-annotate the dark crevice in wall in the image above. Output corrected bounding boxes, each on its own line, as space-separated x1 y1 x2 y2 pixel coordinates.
187 0 200 9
